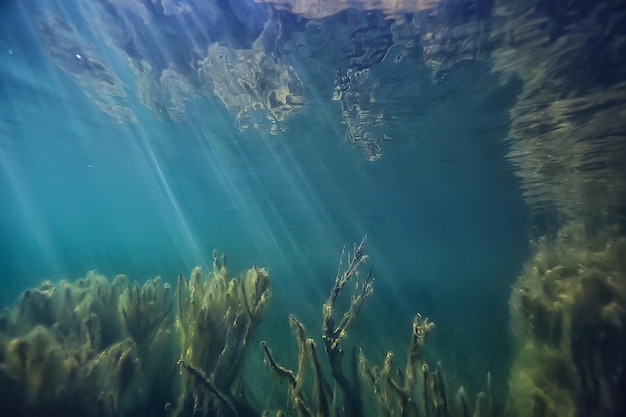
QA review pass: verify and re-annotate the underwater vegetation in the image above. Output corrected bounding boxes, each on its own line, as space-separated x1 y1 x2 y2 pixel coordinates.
0 233 624 417
175 252 271 417
0 250 270 417
507 221 626 417
260 238 495 417
0 272 173 417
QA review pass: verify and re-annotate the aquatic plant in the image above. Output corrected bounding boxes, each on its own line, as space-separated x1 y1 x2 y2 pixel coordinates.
4 231 621 417
261 237 374 417
173 250 271 417
507 221 626 417
261 238 496 417
0 252 271 417
0 272 170 417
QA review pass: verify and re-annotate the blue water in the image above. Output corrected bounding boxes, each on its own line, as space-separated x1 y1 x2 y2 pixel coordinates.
1 1 624 416
0 0 529 395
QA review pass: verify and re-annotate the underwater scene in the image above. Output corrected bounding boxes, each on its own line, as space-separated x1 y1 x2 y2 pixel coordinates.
1 0 625 416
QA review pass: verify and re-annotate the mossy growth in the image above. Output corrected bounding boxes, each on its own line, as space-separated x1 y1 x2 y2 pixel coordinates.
0 271 170 417
0 251 271 417
507 221 626 417
173 250 271 417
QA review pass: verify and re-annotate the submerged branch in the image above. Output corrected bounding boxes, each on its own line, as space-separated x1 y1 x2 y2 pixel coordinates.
260 341 297 388
177 359 239 417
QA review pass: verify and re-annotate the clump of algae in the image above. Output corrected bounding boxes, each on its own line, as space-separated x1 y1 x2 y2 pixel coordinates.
0 251 270 417
507 221 626 417
0 272 153 417
173 251 271 417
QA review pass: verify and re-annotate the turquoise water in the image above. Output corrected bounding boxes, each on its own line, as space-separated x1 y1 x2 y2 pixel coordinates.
1 1 624 417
